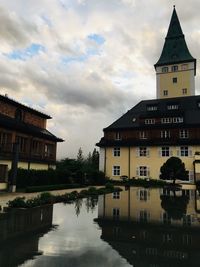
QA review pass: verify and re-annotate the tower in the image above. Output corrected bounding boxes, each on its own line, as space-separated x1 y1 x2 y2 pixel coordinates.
155 7 196 99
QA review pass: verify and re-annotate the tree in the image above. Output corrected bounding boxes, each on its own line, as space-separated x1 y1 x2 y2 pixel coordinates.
77 147 84 163
160 157 188 184
91 148 99 169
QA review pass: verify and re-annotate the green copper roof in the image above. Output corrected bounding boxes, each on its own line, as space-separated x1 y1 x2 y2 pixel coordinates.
155 7 196 68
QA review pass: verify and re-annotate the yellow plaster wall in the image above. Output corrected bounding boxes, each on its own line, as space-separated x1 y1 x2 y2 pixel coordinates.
0 160 50 170
106 146 198 180
0 183 7 190
156 63 195 98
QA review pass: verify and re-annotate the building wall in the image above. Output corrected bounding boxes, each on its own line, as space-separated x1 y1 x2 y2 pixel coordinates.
156 62 195 99
0 100 46 128
104 146 198 180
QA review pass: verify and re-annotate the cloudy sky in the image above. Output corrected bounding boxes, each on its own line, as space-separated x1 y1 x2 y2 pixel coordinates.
1 0 200 159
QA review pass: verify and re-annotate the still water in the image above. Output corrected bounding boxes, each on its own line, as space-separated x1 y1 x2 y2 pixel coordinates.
1 187 200 267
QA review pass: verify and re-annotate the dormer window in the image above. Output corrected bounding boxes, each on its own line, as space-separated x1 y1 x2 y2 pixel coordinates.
115 132 121 140
147 105 158 111
172 65 178 72
162 67 168 73
167 104 179 110
145 119 155 125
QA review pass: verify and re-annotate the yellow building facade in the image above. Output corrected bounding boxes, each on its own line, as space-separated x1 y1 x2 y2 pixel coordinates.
97 7 200 183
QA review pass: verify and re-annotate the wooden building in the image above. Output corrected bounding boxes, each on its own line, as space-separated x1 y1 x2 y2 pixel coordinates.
0 94 63 188
97 7 200 182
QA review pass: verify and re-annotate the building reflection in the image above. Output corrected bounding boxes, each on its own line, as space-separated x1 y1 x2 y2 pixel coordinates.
0 205 53 267
96 187 200 267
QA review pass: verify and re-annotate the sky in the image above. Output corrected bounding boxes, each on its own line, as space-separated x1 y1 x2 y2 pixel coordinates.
1 0 200 159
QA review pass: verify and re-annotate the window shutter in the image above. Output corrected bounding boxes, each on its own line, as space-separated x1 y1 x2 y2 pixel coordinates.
136 167 139 176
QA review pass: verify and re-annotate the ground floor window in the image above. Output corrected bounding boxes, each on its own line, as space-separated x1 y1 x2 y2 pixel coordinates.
113 166 120 176
180 146 188 157
161 146 170 157
113 191 120 199
139 210 150 223
137 166 149 177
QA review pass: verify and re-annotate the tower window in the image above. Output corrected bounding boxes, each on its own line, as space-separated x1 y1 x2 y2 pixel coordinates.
182 88 187 95
171 65 178 72
147 105 158 111
173 77 177 83
181 64 188 70
167 104 179 110
161 130 170 139
163 90 168 96
162 67 168 73
145 119 155 125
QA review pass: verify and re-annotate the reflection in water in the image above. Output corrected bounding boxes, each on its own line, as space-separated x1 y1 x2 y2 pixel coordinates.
1 189 200 267
96 187 200 267
0 205 54 267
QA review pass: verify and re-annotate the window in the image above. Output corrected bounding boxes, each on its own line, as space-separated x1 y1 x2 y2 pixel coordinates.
113 191 120 199
32 140 42 155
115 132 121 140
163 90 168 96
161 130 170 139
173 117 183 123
113 147 120 157
147 105 158 111
145 119 155 124
182 88 187 95
179 130 189 139
161 117 172 124
139 147 148 157
113 208 120 220
16 136 28 153
138 166 148 177
113 166 120 176
161 147 170 157
139 189 150 201
167 104 179 110
181 64 188 70
139 131 148 139
180 146 188 157
173 77 177 83
44 144 54 158
162 66 168 73
139 210 150 223
171 65 178 72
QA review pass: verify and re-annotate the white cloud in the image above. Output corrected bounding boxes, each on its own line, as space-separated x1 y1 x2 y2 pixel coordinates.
0 1 200 158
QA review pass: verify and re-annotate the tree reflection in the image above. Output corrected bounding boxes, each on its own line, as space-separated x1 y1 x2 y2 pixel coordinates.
85 196 98 213
160 193 189 220
74 198 83 217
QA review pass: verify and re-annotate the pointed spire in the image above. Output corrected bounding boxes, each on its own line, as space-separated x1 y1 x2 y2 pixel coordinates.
155 7 196 68
166 6 184 39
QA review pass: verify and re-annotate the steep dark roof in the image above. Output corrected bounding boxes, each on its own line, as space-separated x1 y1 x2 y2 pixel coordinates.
155 7 196 68
0 113 63 142
104 95 200 131
0 94 51 119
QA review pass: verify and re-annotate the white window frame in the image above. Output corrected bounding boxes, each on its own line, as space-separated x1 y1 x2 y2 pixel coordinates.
167 105 179 110
113 208 120 219
180 146 189 157
139 147 149 157
173 77 177 83
113 147 120 157
139 131 147 139
179 130 189 139
182 88 187 95
161 146 170 157
173 117 183 123
139 210 150 223
137 166 149 177
145 119 155 125
163 90 168 96
172 65 178 72
162 66 168 73
147 106 158 111
161 117 172 124
113 166 120 176
161 130 170 139
115 132 121 140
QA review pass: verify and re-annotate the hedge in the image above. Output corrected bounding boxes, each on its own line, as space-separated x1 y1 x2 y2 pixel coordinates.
26 183 82 193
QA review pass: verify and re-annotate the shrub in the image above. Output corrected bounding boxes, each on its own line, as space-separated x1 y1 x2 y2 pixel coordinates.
105 182 114 190
26 183 81 193
7 197 27 208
